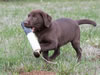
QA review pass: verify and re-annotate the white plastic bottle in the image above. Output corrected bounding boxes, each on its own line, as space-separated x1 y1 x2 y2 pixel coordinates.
21 22 41 57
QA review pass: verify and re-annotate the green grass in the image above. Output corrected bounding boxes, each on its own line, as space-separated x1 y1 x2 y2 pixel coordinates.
0 0 100 75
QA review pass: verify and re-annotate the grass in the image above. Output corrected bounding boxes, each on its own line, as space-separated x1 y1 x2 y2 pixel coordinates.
0 0 100 75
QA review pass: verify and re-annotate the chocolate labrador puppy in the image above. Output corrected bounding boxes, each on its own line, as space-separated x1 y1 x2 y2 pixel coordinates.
24 10 96 62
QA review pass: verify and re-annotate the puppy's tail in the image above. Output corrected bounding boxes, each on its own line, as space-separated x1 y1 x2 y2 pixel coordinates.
76 19 96 26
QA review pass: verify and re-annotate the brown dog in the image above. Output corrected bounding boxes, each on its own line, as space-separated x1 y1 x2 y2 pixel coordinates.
24 10 96 62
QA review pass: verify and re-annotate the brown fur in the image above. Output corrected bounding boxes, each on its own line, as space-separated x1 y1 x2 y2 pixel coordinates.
24 9 96 62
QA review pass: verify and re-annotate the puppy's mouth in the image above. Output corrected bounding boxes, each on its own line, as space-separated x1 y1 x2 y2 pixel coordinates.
32 27 35 32
24 24 40 32
24 25 35 32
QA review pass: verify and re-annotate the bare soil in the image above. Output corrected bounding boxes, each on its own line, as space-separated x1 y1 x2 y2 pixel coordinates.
20 70 56 75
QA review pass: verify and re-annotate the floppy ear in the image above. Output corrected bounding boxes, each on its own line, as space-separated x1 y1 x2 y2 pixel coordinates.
40 11 52 28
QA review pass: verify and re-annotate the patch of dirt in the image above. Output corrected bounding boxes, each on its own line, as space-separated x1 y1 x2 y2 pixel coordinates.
82 44 100 59
20 70 56 75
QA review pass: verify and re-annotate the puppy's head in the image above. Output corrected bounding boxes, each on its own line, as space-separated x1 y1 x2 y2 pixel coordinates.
24 10 52 32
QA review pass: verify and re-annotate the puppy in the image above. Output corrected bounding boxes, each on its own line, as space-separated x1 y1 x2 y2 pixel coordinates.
24 10 96 62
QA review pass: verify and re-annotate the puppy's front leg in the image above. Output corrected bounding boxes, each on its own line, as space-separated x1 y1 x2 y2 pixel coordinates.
40 40 58 52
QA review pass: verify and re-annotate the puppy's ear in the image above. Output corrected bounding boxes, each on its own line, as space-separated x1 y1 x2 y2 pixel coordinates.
40 11 52 28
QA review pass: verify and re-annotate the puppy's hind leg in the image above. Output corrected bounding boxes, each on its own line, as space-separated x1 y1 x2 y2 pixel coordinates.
71 40 82 62
71 27 82 62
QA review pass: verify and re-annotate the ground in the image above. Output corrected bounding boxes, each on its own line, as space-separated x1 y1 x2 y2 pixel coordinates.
20 70 56 75
0 0 100 75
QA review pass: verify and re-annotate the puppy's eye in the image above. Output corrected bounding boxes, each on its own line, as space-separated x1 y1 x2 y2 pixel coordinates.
28 14 30 17
32 15 35 17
